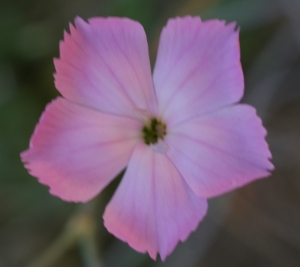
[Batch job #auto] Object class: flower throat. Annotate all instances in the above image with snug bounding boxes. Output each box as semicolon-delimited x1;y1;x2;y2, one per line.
142;118;166;145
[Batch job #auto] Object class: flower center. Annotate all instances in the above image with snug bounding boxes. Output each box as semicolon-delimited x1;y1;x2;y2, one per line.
142;118;167;145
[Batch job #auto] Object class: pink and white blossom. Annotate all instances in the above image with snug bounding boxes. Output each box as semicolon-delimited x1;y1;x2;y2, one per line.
21;16;274;260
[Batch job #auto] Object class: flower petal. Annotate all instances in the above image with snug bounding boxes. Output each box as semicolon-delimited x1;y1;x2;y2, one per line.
153;16;243;127
21;98;141;202
103;143;207;261
166;104;274;198
54;17;157;118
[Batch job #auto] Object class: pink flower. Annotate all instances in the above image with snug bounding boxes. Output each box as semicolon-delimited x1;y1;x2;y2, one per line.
21;16;274;260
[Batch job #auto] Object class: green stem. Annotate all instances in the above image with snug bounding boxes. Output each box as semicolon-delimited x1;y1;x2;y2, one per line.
26;200;105;267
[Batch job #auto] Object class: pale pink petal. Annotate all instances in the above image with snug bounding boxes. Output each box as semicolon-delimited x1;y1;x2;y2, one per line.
55;17;157;118
166;104;274;198
103;143;207;261
153;16;243;127
21;98;142;202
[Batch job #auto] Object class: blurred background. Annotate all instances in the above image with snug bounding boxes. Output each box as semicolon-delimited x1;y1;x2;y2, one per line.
1;0;300;266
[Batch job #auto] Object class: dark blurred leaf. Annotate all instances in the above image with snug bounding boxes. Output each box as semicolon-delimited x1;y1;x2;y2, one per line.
203;0;280;30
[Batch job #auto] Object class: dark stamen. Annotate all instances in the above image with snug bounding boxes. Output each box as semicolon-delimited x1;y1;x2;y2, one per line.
142;118;166;145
